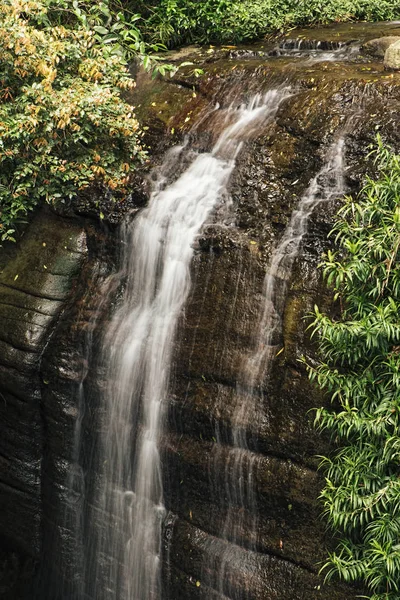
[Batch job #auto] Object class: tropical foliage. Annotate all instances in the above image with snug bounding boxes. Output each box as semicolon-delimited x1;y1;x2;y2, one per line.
0;0;146;242
141;0;400;46
309;140;400;599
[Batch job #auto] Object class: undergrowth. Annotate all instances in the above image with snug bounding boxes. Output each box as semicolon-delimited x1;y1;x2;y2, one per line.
140;0;400;46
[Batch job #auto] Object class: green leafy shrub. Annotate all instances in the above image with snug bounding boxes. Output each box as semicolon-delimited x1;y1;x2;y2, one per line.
308;140;400;599
144;0;400;46
0;0;146;242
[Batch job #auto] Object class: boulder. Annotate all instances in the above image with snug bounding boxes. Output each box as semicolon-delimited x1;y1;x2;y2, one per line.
361;36;400;57
384;39;400;70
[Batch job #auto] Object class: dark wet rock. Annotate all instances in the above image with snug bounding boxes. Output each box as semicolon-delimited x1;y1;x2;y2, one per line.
0;210;88;597
69;176;150;226
276;21;400;46
167;519;358;600
33;226;118;599
361;36;400;57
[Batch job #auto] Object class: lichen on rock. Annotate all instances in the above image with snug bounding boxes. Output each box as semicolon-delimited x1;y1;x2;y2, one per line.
384;39;400;70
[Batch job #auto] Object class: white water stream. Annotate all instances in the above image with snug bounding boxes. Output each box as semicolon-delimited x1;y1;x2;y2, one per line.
91;88;291;600
243;136;346;391
214;136;347;599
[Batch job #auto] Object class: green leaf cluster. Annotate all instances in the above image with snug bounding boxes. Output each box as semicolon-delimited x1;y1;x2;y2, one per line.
0;0;146;241
139;0;400;46
309;140;400;598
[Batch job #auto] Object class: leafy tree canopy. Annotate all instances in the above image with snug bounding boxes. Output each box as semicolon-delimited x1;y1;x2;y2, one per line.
0;0;146;242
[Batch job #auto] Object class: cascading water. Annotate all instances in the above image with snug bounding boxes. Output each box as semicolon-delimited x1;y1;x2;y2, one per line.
240;136;346;397
271;39;359;61
209;136;347;599
86;88;292;600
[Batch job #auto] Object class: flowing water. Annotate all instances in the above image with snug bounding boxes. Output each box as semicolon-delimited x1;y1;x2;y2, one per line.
271;38;360;61
86;88;292;600
211;136;347;599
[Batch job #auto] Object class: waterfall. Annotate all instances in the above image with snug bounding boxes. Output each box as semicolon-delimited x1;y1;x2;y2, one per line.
210;136;347;599
243;136;346;387
86;88;292;600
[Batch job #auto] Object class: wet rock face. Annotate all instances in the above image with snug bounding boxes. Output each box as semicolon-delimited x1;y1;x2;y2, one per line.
165;232;346;600
1;22;400;600
0;210;88;598
154;29;400;600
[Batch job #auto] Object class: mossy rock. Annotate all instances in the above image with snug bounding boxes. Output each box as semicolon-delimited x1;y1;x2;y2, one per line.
361;36;400;58
384;39;400;70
